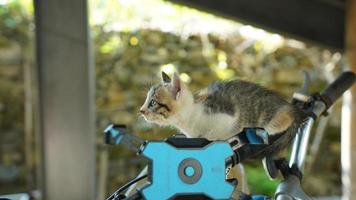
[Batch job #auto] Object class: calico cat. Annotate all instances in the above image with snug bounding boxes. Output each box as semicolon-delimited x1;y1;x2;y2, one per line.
140;72;304;156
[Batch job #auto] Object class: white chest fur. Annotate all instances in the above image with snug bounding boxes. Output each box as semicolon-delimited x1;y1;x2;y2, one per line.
171;104;237;140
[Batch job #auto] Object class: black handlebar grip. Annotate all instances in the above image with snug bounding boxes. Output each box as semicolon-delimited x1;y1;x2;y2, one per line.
321;71;356;108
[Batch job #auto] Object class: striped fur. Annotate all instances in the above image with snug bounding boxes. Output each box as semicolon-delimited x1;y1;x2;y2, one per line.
140;72;303;155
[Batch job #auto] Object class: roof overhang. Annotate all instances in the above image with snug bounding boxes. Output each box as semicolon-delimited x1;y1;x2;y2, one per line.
168;0;345;50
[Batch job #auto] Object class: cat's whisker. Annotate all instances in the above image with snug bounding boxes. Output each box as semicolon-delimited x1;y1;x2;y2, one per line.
136;112;144;118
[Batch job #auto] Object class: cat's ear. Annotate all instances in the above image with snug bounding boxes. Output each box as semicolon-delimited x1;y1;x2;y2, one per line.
172;72;181;100
161;71;171;83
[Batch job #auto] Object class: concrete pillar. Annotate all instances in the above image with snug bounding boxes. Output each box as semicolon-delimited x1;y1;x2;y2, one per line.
33;0;96;199
342;1;356;199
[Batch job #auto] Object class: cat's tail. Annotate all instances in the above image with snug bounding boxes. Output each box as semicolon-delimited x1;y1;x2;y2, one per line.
260;107;306;157
258;108;306;179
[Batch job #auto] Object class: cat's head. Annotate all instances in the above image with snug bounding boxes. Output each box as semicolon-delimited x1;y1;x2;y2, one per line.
140;71;193;125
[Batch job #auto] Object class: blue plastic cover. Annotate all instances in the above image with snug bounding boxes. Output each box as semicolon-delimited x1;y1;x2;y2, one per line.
245;128;269;144
141;141;235;199
251;195;270;200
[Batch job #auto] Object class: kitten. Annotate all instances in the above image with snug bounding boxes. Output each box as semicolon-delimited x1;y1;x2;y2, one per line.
140;72;303;156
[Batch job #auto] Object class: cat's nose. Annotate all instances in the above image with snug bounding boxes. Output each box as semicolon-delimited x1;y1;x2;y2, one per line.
140;109;147;114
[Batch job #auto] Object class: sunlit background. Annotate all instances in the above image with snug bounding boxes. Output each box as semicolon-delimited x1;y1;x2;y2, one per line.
0;0;345;199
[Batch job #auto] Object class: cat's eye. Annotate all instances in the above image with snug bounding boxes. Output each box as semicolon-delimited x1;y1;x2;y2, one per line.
149;99;157;107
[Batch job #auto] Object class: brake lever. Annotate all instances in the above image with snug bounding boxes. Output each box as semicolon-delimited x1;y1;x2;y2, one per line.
104;124;145;153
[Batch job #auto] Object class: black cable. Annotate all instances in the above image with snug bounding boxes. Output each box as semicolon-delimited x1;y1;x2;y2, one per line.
106;174;147;200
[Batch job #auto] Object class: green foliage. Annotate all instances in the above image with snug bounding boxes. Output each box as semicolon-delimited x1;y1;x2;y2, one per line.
0;0;33;194
245;164;279;196
0;0;32;47
0;84;24;131
0;0;32;133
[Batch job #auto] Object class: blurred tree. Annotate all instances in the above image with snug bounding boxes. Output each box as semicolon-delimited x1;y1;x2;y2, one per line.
0;0;33;194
